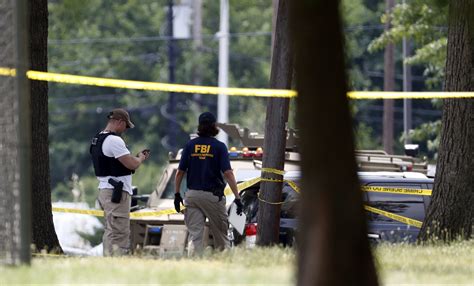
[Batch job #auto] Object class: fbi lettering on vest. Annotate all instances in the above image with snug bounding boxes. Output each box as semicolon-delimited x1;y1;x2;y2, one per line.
192;144;214;159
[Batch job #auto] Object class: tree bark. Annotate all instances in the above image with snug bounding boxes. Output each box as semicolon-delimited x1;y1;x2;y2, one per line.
290;1;378;285
418;0;473;242
257;0;293;246
383;0;395;154
29;0;62;253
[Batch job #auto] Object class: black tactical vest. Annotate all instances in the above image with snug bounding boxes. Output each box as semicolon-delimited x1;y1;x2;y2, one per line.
90;132;134;177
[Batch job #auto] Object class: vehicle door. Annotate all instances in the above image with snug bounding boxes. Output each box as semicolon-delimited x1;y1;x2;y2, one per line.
364;182;426;242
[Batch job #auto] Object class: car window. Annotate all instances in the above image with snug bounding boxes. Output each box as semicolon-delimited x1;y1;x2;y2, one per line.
160;169;187;199
281;182;300;218
365;183;425;223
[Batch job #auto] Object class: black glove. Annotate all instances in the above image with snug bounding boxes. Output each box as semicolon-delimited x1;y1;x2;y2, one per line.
174;193;184;213
234;198;243;215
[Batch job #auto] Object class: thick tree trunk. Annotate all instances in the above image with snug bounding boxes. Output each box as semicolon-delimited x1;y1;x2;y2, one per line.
418;0;473;242
0;0;25;264
29;0;62;253
383;0;395;154
257;0;293;246
290;1;378;285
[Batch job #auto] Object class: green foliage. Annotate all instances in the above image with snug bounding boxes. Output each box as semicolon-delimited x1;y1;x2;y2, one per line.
365;0;447;157
51;181;74;202
368;0;448;86
354;123;381;150
404;120;441;160
341;0;381;91
48;0;276;202
47;0;446;202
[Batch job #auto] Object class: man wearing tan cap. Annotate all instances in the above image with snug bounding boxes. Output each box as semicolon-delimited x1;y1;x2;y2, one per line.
90;108;150;256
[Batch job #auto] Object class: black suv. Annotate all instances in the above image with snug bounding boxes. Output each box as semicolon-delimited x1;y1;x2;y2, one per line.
234;171;433;246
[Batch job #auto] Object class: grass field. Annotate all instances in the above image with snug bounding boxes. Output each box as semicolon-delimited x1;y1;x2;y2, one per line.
0;241;472;285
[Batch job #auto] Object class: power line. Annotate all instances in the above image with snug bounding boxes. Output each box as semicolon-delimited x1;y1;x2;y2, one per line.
48;31;272;45
47;25;394;46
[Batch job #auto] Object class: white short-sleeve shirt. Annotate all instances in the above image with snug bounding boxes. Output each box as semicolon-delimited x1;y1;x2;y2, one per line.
97;132;133;195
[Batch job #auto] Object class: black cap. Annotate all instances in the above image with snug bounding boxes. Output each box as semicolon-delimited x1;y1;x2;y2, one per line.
198;112;216;124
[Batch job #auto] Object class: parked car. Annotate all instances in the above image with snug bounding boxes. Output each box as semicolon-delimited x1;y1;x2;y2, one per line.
129;124;430;250
234;171;433;246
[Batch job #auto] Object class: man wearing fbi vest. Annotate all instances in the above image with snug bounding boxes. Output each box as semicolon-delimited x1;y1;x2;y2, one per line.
174;112;242;255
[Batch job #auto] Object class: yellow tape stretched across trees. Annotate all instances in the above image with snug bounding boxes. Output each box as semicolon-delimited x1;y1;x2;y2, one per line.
347;91;474;99
27;70;297;98
261;167;286;176
2;67;474;99
0;67;16;76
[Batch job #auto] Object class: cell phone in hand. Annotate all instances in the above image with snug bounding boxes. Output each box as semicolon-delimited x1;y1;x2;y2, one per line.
142;149;151;154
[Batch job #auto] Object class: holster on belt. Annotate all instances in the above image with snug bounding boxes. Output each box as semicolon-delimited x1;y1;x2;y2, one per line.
211;181;226;202
108;178;123;203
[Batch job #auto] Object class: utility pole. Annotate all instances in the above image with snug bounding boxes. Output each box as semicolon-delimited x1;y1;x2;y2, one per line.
192;0;203;91
257;0;293;246
383;0;395;154
217;0;229;145
16;0;32;264
167;0;177;150
402;0;412;145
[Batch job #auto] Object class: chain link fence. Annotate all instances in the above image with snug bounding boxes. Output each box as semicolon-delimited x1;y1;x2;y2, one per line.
0;0;22;264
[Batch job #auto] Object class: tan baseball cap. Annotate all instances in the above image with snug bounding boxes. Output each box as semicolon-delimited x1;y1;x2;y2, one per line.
107;108;135;128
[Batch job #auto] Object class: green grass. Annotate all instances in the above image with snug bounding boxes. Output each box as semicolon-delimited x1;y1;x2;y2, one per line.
375;240;474;285
1;242;472;285
0;247;295;285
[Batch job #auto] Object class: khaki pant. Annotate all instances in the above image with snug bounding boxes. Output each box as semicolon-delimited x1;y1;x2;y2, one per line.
184;190;230;256
98;188;131;256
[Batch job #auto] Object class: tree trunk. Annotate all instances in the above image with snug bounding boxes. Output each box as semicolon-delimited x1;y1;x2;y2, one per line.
257;0;293;246
290;1;378;285
418;0;473;242
29;0;62;253
0;0;26;264
383;0;395;154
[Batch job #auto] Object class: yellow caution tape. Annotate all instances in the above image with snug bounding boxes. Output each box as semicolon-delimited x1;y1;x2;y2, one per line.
285;180;301;193
52;206;176;218
129;208;178;218
2;67;474;99
348;91;474;99
261;168;286;176
364;205;423;228
52;183;421;228
52;207;104;217
53;178;263;218
26;70;296;98
224;176;262;196
258;192;285;205
0;67;16;76
362;186;432;196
